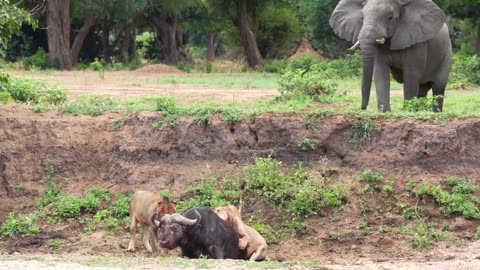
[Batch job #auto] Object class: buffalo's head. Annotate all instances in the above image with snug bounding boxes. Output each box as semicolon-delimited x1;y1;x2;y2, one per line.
152;210;201;250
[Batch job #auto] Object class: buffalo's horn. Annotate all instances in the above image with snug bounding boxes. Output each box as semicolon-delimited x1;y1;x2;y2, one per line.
151;214;162;227
348;40;360;51
376;38;386;45
172;213;198;226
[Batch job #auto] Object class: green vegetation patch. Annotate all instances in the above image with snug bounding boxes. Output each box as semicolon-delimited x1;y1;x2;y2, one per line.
0;212;41;237
415;177;480;219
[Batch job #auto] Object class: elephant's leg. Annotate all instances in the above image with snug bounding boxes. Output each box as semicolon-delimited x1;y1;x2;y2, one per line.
374;60;391;112
418;82;433;98
403;72;421;101
432;82;447;112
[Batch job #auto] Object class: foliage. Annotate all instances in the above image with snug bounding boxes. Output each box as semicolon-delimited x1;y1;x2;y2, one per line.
401;221;451;249
279;64;337;99
154;97;177;115
50;188;110;220
402;97;434;112
357;169;385;194
177;178;241;213
62;95;118;116
0;91;13;103
1;77;67;105
245;157;348;218
449;54;480;89
0;0;35;56
346;114;378;150
222;108;243;123
297;137;319;151
22;48;49;70
37;162;62;208
89;59;104;71
263;59;288;74
0;212;40;237
415;177;480;219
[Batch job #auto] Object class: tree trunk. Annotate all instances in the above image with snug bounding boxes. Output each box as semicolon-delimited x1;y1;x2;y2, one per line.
207;32;219;61
149;12;192;64
235;0;263;67
476;22;480;56
46;0;72;70
102;22;113;63
70;16;96;66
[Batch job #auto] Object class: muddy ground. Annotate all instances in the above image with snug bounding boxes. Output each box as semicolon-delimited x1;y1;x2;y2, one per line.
1;69;480;269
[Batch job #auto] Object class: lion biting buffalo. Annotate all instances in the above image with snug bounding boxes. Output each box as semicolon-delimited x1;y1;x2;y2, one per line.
152;207;248;260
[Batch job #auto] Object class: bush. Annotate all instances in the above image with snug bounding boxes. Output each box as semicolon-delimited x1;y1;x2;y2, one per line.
89;58;104;71
3;77;67;105
278;65;337;99
245;157;347;218
289;54;318;73
264;59;288;74
110;194;131;219
154;97;177;115
0;212;40;237
415;177;480;219
0;91;13;103
449;54;480;88
22;48;49;70
402;97;434;112
177;62;192;73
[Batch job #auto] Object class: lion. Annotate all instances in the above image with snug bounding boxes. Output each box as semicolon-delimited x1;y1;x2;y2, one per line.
127;190;177;254
214;205;267;261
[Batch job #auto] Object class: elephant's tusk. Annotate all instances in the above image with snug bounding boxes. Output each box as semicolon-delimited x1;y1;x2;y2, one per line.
376;38;386;45
348;40;360;51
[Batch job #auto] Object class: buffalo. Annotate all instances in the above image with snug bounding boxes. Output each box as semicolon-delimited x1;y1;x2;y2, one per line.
152;207;247;259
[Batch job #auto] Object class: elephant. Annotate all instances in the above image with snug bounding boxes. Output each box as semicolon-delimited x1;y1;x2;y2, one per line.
329;0;452;112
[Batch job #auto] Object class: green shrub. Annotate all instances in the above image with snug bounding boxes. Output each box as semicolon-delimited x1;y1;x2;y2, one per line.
278;65;337;99
110;194;131;219
3;77;67;105
177;62;191;73
289;54;318;73
318;52;362;78
347;114;378;150
177;178;240;213
449;54;480;88
297;137;319;151
89;58;104;71
62;95;118;116
357;169;384;194
222;108;243;122
245;157;347;218
264;59;288;74
416;177;480;219
0;91;13;103
0;212;41;237
22;48;49;70
154;97;177;115
403;97;433;112
127;56;143;70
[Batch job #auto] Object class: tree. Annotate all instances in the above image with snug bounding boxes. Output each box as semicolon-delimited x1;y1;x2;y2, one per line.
145;0;195;64
444;0;480;55
0;0;35;57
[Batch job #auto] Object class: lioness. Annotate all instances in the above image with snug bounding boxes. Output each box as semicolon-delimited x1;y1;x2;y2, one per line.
214;205;267;261
127;190;177;254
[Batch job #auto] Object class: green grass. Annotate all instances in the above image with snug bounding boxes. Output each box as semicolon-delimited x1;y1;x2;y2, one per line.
149;73;280;89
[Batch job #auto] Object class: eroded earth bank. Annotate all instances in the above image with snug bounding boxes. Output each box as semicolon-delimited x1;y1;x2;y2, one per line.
0;107;480;269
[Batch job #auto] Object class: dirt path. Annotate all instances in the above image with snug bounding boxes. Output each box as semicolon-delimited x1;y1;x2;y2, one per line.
10;70;278;104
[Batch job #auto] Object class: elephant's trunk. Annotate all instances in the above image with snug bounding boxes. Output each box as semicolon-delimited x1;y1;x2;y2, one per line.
360;43;376;110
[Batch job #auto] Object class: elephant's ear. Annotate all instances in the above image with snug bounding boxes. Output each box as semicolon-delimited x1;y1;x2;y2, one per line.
390;0;446;50
329;0;365;43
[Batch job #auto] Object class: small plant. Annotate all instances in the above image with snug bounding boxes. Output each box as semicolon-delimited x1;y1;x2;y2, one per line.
0;91;13;103
247;215;281;245
347;114;378;150
304;110;335;129
112;120;125;130
357;169;384;194
193;108;214;125
49;239;62;250
222;108;243;123
89;58;103;71
379;226;391;234
0;212;41;237
297;137;319;151
476;226;480;239
154;97;177;116
404;221;451;250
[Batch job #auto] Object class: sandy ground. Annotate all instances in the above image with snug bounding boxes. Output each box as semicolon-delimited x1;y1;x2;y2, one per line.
10;70;278;104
